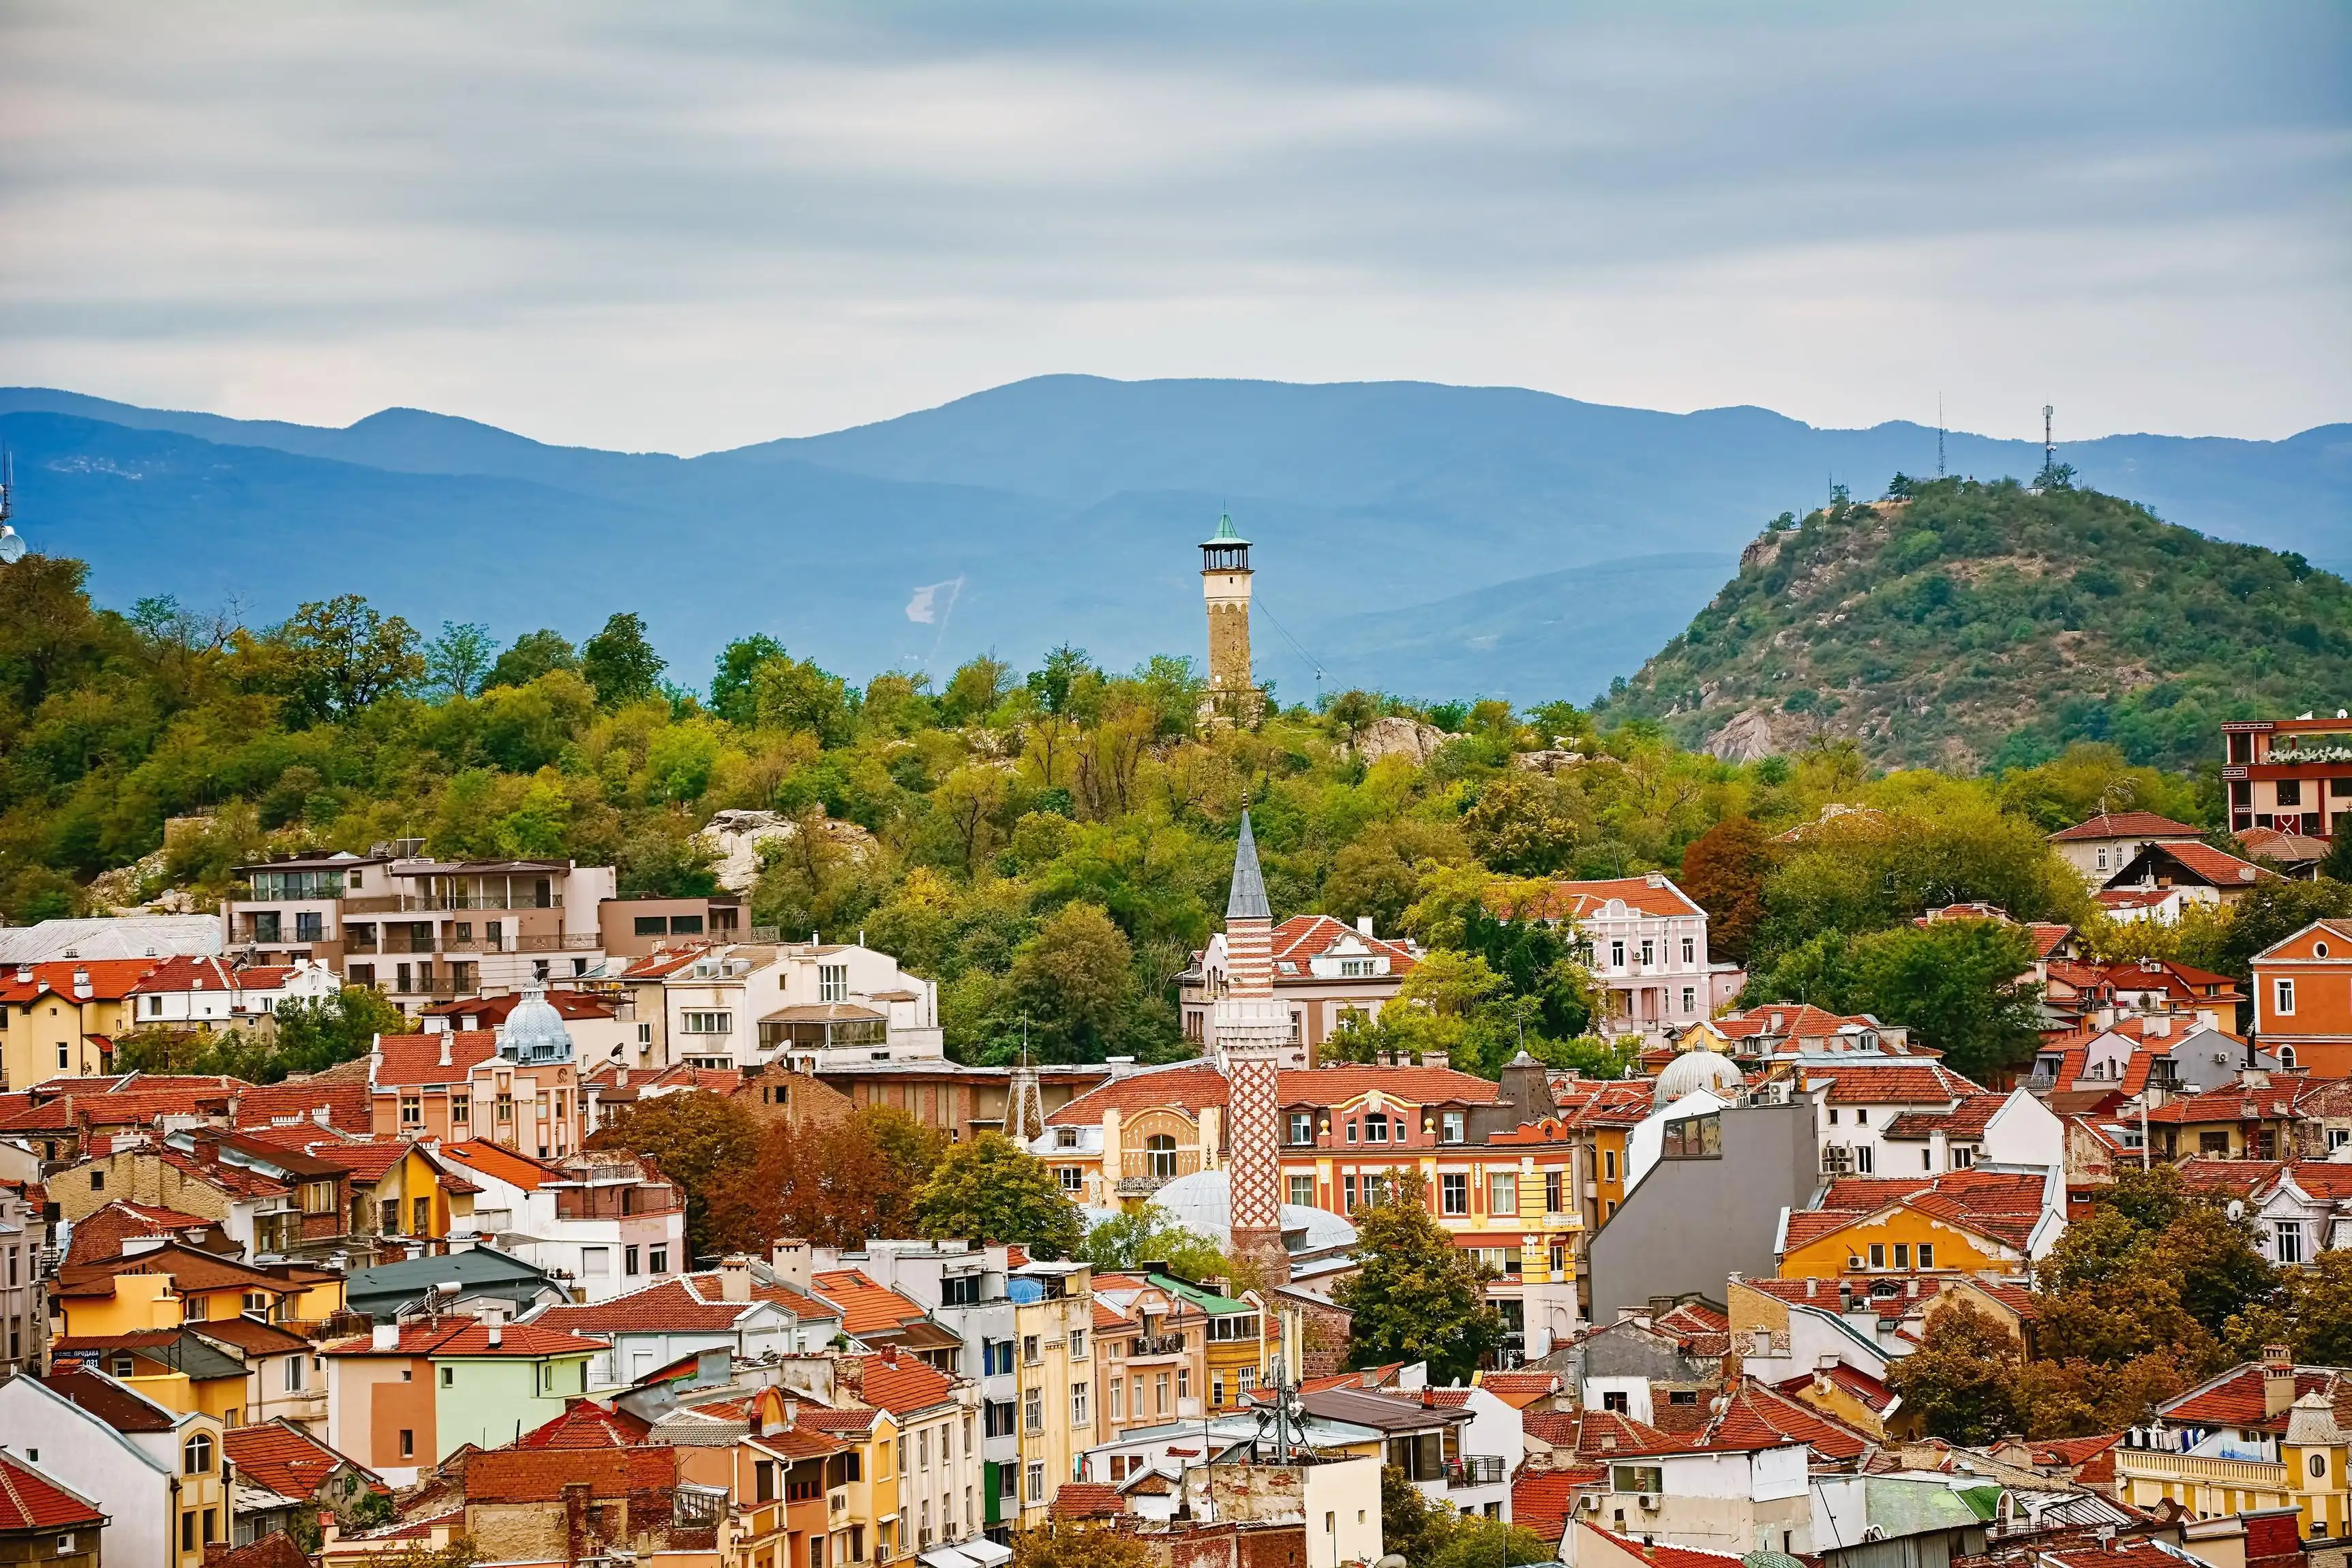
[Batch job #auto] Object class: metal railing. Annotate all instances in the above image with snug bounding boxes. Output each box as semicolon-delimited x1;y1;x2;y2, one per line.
1127;1333;1186;1357
1447;1456;1507;1487
1116;1147;1201;1195
346;893;564;912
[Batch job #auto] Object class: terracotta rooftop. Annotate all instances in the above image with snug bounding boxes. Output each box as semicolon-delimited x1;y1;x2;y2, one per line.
517;1400;654;1449
40;1368;179;1432
1799;1061;1986;1104
224;1419;387;1501
531;1270;839;1334
371;1030;500;1088
0;1450;105;1531
464;1446;678;1505
2049;812;2205;843
321;1317;607;1359
1501;875;1705;922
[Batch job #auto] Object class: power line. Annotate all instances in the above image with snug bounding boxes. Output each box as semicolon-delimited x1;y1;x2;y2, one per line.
1250;594;1328;697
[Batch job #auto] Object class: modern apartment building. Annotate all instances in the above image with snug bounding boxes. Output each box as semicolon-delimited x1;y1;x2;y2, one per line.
226;848;614;1014
2225;715;2352;839
615;940;942;1072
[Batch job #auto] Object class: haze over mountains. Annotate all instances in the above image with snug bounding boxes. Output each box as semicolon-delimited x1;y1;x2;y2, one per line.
1;378;2345;707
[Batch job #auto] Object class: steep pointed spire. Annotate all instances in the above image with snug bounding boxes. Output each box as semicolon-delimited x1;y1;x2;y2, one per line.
1226;810;1271;921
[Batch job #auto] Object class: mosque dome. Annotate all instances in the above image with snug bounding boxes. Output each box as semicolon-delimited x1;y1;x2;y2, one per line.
1655;1043;1745;1101
498;984;575;1064
1147;1168;1357;1254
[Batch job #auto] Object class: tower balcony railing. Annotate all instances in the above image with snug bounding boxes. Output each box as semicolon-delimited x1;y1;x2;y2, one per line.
1117;1147;1202;1196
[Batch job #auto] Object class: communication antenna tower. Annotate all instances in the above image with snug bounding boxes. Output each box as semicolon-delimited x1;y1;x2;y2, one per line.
2043;405;2055;473
0;450;22;565
1936;395;1946;479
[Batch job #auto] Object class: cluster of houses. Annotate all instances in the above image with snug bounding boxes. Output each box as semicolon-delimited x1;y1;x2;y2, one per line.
5;710;2352;1568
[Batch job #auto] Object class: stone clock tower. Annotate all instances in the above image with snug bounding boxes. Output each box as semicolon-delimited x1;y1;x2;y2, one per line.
1201;515;1263;721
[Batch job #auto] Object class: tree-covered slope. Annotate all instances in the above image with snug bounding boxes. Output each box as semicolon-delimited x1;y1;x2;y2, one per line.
1603;477;2352;772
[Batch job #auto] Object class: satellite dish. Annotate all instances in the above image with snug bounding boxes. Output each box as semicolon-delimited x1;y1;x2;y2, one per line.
0;528;22;566
2227;1199;2246;1221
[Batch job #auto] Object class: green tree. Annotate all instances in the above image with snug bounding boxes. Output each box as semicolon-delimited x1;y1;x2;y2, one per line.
1009;901;1137;1063
271;594;425;723
1427;1522;1558;1568
709;634;785;725
2210;877;2352;984
485;628;579;689
1460;772;1584;875
581;612;667;706
425;620;494;699
1848;918;2043;1080
913;1132;1086;1258
271;986;407;1080
1077;1209;1228;1280
1334;1171;1503;1383
940;654;1016;725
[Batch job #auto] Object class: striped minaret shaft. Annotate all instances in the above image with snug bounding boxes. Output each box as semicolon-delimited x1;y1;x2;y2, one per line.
1216;811;1289;1281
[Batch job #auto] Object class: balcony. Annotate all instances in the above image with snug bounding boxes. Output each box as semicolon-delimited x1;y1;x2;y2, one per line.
1127;1333;1186;1358
1446;1456;1507;1488
1117;1147;1202;1196
346;892;565;912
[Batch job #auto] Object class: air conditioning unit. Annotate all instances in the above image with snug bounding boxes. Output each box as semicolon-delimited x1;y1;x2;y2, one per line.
1822;1145;1852;1175
1578;1496;1603;1513
1637;1495;1660;1512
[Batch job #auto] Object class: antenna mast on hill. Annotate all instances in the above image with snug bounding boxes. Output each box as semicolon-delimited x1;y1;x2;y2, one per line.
2043;405;2055;474
1937;395;1946;479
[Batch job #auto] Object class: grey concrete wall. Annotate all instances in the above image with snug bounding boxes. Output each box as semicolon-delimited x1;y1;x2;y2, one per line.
1587;1100;1819;1324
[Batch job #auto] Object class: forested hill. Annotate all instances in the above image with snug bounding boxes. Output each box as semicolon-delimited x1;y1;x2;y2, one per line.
1600;477;2352;773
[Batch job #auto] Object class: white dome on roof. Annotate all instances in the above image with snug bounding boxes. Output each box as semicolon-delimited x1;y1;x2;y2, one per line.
1656;1044;1745;1101
498;984;574;1064
1147;1169;1357;1254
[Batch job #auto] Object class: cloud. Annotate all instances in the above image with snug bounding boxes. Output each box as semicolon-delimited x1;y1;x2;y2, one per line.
0;2;2343;447
905;577;963;626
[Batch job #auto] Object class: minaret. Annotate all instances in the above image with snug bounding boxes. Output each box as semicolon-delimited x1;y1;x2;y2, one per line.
1214;811;1291;1283
1201;515;1261;721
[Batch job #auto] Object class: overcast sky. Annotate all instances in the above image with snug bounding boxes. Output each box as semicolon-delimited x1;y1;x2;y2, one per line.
3;3;2345;451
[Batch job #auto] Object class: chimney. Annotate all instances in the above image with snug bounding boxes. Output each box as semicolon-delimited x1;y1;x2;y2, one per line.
487;1324;502;1348
1646;873;1665;888
1422;1049;1449;1071
721;1254;753;1302
438;1036;452;1068
2265;1344;2296;1417
1357;915;1374;937
782;1394;798;1430
1804;1278;1818;1299
768;1238;810;1292
372;1323;400;1352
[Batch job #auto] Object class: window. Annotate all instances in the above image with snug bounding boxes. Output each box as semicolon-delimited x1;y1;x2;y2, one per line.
1950;1147;1974;1169
2278;1221;2308;1265
440;1366;455;1387
181;1432;213;1474
1070;1328;1086;1359
2280;1046;2299;1070
1917;1244;1934;1269
1681;987;1696;1012
1855;1145;1874;1174
1603;1149;1618;1180
1288;1112;1314;1144
1343;1174;1357;1209
625;1245;642;1276
1681;937;1695;965
1289;1174;1315;1206
1072;1383;1089;1424
1145;1134;1179;1179
89;1170;104;1192
1868;1243;1886;1270
2096;847;2109;871
634;916;667;937
1024;1389;1042;1432
1441;1111;1465;1144
2276;978;2297;1016
1363;1111;1389;1143
183;1514;196;1554
1058;1165;1083;1193
1661;1114;1721;1159
682;1011;733;1034
1856;1109;1868;1124
1601;1390;1628;1413
1610;939;1625;969
1344;1119;1358;1144
1893;1243;1910;1269
1488;1173;1518;1215
1612;1465;1665;1494
1025;1462;1046;1503
1640;939;1655;967
1178;1366;1191;1399
983;1338;1012;1376
819;964;850;1003
1441;1173;1468;1215
1546;1170;1565;1213
984;1400;1014;1438
2278;779;2305;806
582;1246;610;1277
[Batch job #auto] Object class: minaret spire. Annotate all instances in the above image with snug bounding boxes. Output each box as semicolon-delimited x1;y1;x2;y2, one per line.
1213;808;1289;1282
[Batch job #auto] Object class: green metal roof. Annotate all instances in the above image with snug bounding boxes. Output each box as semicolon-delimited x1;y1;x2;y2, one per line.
1201;513;1250;547
1145;1270;1252;1316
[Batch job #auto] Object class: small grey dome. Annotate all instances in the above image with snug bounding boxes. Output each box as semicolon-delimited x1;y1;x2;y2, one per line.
1656;1044;1745;1100
498;984;574;1064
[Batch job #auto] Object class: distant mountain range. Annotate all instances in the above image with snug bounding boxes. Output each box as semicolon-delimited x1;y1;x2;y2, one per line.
1;378;2345;706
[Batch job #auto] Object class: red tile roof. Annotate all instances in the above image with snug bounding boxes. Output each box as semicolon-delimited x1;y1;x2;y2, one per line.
233;1077;373;1133
2143;1084;2308;1126
1051;1481;1128;1520
2049;812;2205;843
464;1447;678;1504
516;1401;654;1449
1267;914;1419;976
813;1269;935;1338
224;1419;387;1501
1045;1062;1499;1126
61;1200;227;1266
371;1030;499;1088
1511;1466;1603;1545
0;960;156;1006
321;1317;605;1359
1578;1524;1750;1568
2161;1364;2345;1433
39;1369;178;1432
54;1242;299;1301
0;1450;105;1531
1800;1061;1985;1104
2124;841;2275;888
1523;1411;1582;1448
207;1534;313;1568
435;1139;562;1191
531;1271;838;1334
856;1352;961;1417
1504;875;1705;922
1881;1093;2009;1141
